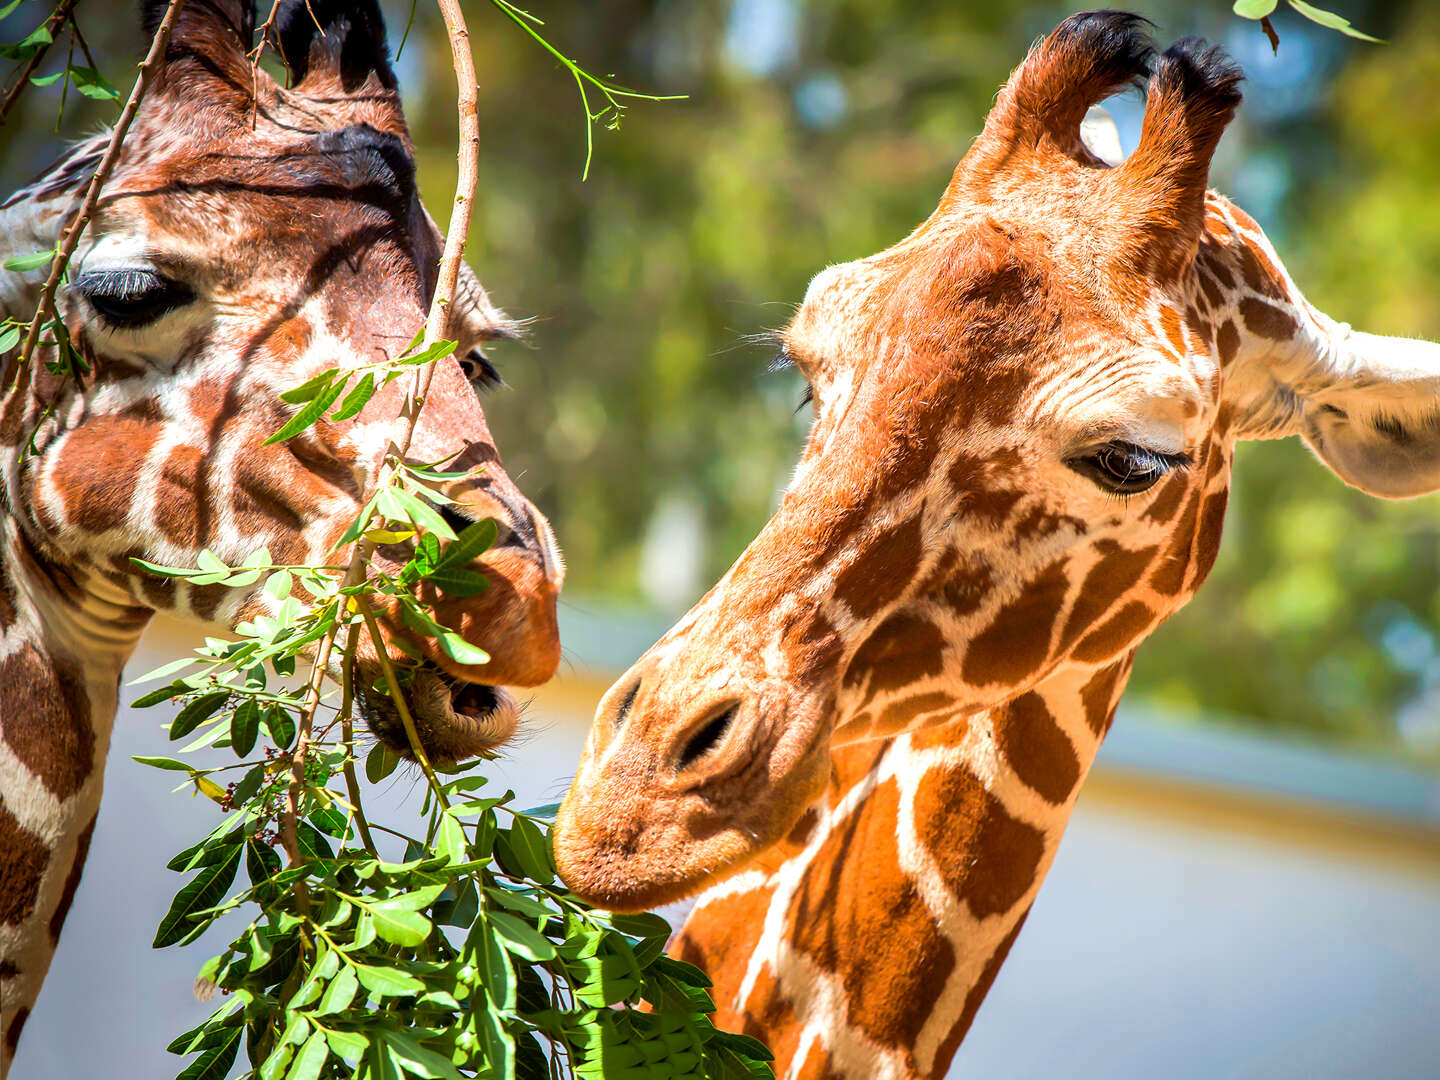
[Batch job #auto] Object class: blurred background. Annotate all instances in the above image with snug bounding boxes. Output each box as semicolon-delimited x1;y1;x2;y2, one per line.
3;0;1439;1077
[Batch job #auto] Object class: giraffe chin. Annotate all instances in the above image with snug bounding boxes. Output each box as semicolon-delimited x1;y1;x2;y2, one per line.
356;662;520;764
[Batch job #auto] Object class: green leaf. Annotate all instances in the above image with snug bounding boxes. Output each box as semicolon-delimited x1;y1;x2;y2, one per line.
132;755;193;773
285;1030;329;1080
3;250;54;272
154;845;242;947
330;371;377;420
170;692;231;741
0;0;26;20
435;812;466;864
366;743;401;783
706;1030;776;1063
436;627;490;667
1285;0;1382;41
425;567;490;598
231;700;260;756
507;815;554;883
488;909;556;961
377;1031;466;1080
373;884;445;912
69;66;119;101
314;964;359;1016
353;963;425;997
384;486;458;541
279;368;341;404
473;918;516;1010
29;71;65;87
264;378;346;444
1232;0;1277;16
0;325;20;352
130;556;202;579
323;1027;368;1062
264;706;296;750
296;820;335;861
435;518;498;569
368;904;431;947
609;911;673;940
174;1024;243;1080
393;338;458;367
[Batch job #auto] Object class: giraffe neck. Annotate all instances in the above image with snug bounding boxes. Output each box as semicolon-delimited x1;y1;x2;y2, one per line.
673;654;1135;1080
0;142;150;1072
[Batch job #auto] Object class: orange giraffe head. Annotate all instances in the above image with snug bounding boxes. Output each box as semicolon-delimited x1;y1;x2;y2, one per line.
555;11;1440;909
0;0;564;762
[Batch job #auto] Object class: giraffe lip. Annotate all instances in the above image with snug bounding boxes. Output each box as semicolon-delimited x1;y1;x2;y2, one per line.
356;660;520;762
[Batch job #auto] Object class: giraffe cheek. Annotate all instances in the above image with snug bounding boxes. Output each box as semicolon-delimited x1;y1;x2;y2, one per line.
43;413;161;542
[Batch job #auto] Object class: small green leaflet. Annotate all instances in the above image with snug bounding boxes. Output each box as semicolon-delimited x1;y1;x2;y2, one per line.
264;379;346;444
1232;0;1276;16
154;845;242;948
3;249;54;272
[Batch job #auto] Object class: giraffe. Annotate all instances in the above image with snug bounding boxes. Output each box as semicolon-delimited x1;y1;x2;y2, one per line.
554;12;1440;1079
0;0;564;1066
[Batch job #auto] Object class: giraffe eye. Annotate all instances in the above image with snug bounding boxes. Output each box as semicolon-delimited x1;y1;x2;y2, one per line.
72;267;193;329
1069;442;1191;494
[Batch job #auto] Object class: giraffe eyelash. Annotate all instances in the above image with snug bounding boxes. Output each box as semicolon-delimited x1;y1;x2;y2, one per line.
766;345;815;412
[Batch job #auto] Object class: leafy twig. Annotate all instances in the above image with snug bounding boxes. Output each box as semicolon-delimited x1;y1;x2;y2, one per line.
0;0;79;129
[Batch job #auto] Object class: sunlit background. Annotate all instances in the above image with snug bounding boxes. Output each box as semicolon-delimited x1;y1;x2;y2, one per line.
3;0;1438;1077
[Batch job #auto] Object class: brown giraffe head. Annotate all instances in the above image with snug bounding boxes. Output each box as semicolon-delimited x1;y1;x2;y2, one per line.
1;0;563;761
555;11;1440;909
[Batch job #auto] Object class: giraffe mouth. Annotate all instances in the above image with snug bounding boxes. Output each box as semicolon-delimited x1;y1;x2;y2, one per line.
356;661;520;763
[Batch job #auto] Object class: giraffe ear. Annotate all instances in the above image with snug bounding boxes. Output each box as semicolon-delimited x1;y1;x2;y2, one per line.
1231;315;1440;499
956;11;1154;196
144;0;256;106
1294;328;1440;499
272;0;396;93
1107;39;1243;283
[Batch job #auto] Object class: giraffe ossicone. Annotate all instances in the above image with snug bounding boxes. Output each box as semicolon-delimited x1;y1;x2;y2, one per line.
554;11;1440;1078
0;0;564;1065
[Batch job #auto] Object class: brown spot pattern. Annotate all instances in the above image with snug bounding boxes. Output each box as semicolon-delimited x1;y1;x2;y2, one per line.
915;762;1045;919
1239;296;1298;341
831;513;924;619
934;911;1031;1074
1056;541;1157;655
962;560;1069;686
876;691;956;737
0;644;94;800
996;693;1080;804
1073;599;1154;663
1190;488;1229;588
788;779;954;1052
0;801;47;925
1080;662;1127;737
57;414;159;533
843;612;945;693
5;1007;29;1058
1149;489;1201;596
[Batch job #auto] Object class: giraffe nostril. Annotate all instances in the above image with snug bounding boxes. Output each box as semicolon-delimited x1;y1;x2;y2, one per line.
675;703;740;772
438;500;474;537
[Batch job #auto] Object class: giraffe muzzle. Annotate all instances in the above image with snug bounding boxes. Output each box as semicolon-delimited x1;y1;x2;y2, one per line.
356;660;520;763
